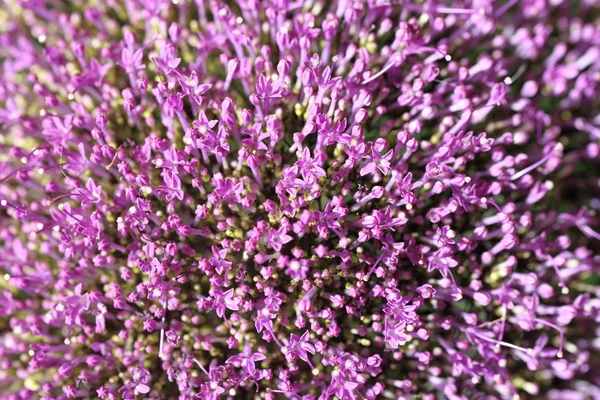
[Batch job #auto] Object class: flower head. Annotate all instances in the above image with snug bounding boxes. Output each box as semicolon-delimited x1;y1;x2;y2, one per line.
0;1;598;399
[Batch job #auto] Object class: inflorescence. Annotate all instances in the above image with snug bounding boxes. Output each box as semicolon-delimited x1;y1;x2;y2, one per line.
0;0;599;399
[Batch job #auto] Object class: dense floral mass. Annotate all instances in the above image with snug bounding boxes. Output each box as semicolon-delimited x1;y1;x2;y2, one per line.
0;0;600;398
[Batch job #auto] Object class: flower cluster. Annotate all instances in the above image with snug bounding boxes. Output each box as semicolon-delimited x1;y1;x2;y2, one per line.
0;0;599;399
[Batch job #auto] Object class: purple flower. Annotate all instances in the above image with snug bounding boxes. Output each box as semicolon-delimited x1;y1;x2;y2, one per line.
265;226;293;252
166;329;180;345
211;289;240;319
58;362;74;377
226;350;266;377
209;245;233;275
384;320;410;350
196;382;226;400
284;331;315;364
72;178;102;205
360;142;393;177
325;371;359;400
